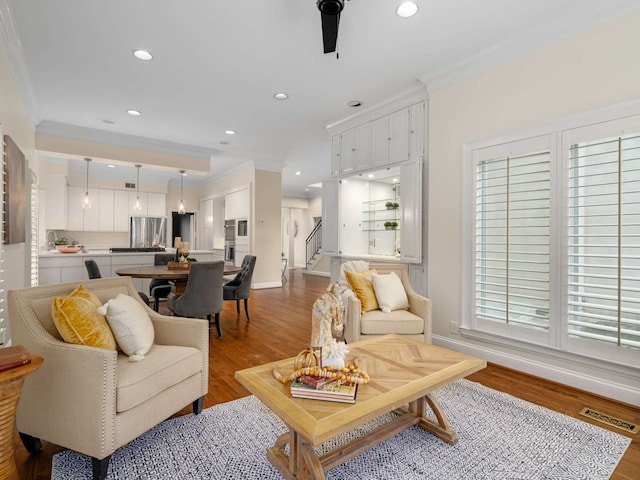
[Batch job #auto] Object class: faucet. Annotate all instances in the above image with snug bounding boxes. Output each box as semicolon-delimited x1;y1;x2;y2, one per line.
46;230;58;251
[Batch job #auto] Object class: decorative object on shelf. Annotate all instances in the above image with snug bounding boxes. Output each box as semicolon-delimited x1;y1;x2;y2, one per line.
82;158;91;209
385;201;394;210
272;350;369;386
178;170;186;214
56;245;82;254
133;164;142;211
391;221;398;230
321;338;349;368
310;282;347;349
393;202;399;209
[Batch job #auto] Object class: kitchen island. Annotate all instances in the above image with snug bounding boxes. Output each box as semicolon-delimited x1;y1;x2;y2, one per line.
38;249;225;292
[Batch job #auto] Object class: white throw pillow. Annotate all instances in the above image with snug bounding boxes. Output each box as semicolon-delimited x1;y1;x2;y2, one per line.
371;272;409;313
97;294;154;362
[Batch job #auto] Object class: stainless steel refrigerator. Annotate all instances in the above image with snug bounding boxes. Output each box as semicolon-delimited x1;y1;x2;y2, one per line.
130;216;167;248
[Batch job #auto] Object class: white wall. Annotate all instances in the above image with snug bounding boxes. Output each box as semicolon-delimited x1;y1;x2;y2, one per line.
428;9;640;403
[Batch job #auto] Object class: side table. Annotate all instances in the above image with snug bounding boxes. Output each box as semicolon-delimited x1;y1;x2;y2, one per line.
0;356;43;480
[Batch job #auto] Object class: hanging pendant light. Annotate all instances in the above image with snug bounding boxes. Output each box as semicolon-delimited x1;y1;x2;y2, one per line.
82;158;92;209
134;164;142;211
178;170;186;214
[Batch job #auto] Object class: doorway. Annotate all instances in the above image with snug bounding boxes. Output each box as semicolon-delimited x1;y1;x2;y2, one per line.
171;211;195;247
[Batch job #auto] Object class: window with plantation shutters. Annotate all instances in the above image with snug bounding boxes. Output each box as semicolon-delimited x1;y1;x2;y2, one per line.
472;135;553;343
466;113;640;367
567;133;640;351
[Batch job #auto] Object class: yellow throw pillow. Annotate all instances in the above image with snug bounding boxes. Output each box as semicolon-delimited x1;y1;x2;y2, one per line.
345;269;379;314
52;284;117;350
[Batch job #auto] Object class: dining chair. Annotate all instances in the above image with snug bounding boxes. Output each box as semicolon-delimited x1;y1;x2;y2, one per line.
85;259;151;305
223;255;256;321
167;261;225;337
149;253;175;312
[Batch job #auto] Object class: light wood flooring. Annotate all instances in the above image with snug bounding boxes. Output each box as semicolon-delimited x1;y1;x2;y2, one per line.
15;269;640;479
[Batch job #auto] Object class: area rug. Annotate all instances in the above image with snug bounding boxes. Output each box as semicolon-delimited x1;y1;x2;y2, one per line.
52;379;631;479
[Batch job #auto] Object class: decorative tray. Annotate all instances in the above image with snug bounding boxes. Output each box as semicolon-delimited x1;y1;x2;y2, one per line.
167;261;190;270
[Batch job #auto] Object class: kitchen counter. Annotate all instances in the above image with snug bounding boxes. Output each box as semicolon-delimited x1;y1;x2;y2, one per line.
38;249;225;288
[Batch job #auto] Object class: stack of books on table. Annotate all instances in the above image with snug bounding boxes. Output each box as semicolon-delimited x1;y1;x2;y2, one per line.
290;375;358;403
0;344;32;373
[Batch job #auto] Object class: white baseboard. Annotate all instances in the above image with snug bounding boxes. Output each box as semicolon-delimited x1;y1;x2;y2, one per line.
302;270;330;278
433;335;640;407
252;281;282;289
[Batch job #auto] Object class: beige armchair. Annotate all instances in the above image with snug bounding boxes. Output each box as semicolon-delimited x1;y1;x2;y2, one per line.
8;277;209;480
342;263;432;343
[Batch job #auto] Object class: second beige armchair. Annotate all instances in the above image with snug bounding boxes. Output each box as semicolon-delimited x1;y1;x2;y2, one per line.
342;263;432;344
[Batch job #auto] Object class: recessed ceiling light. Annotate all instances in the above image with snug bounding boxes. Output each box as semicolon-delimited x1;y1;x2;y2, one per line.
127;109;141;116
368;173;375;178
133;49;153;61
107;164;116;168
102;119;115;125
295;171;301;176
392;178;399;183
348;100;362;108
274;93;289;100
225;130;236;135
396;1;418;18
305;188;309;191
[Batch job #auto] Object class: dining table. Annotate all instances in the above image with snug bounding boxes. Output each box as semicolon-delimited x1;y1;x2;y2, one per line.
115;263;241;296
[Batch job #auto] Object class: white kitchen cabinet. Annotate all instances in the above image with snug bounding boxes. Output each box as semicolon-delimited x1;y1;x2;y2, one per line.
128;191;147;217
98;189;115;231
45;175;67;229
354;123;372;171
66;186;85;231
371;108;410;168
410;101;425;161
399;161;422;263
339;129;355;175
224;187;250;219
200;198;214;250
331;135;341;177
389;108;410;164
113;190;129;231
371;116;390;168
147;192;166;217
321;178;340;256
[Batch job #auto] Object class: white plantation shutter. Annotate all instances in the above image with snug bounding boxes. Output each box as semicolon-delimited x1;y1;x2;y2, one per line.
567;133;640;350
473;135;553;341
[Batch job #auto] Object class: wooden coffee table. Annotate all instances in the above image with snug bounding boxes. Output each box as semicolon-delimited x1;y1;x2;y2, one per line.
235;334;486;480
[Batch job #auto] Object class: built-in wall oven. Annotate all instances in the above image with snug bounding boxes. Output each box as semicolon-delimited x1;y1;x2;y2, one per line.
224;219;235;262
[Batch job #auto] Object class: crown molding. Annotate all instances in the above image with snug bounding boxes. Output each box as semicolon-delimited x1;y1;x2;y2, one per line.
421;1;640;94
0;0;39;127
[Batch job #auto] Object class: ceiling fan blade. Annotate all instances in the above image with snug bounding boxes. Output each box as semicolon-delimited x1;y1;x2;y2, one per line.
320;11;340;54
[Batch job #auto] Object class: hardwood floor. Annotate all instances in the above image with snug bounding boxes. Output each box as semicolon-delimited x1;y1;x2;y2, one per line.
15;269;640;479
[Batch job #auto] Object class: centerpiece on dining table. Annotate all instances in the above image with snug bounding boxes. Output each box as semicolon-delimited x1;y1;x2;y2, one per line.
168;238;191;269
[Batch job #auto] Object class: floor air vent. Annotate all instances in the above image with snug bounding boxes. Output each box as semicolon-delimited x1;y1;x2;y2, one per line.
579;407;638;434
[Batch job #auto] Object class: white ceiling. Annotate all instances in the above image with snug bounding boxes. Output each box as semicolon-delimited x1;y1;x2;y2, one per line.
4;0;639;196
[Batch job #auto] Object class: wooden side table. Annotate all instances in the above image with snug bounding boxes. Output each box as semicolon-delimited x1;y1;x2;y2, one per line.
0;356;43;480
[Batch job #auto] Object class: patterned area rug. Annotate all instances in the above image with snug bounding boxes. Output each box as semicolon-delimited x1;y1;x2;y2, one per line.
52;379;631;479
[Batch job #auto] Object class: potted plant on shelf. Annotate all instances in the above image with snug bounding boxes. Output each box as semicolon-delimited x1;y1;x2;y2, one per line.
385;201;394;210
390;221;398;230
384;221;392;230
393;202;399;209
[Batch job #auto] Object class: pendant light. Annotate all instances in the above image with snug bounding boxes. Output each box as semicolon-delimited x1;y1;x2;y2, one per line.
82;158;92;209
178;170;186;214
134;164;142;211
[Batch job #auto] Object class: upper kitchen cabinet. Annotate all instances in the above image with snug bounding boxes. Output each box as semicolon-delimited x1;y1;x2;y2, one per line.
330;101;424;175
45;175;68;229
147;193;166;217
225;187;250;220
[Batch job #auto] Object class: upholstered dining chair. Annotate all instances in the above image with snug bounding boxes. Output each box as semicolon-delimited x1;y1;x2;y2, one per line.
85;259;151;305
149;253;175;311
167;261;225;337
223;255;256;321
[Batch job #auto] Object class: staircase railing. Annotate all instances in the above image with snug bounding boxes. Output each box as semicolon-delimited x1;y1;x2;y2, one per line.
305;220;322;268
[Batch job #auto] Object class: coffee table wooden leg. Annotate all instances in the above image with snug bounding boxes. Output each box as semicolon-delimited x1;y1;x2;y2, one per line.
414;393;459;445
299;440;325;480
267;431;297;480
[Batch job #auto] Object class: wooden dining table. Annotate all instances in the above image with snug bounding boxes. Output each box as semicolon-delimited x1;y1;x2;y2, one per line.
115;264;241;296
